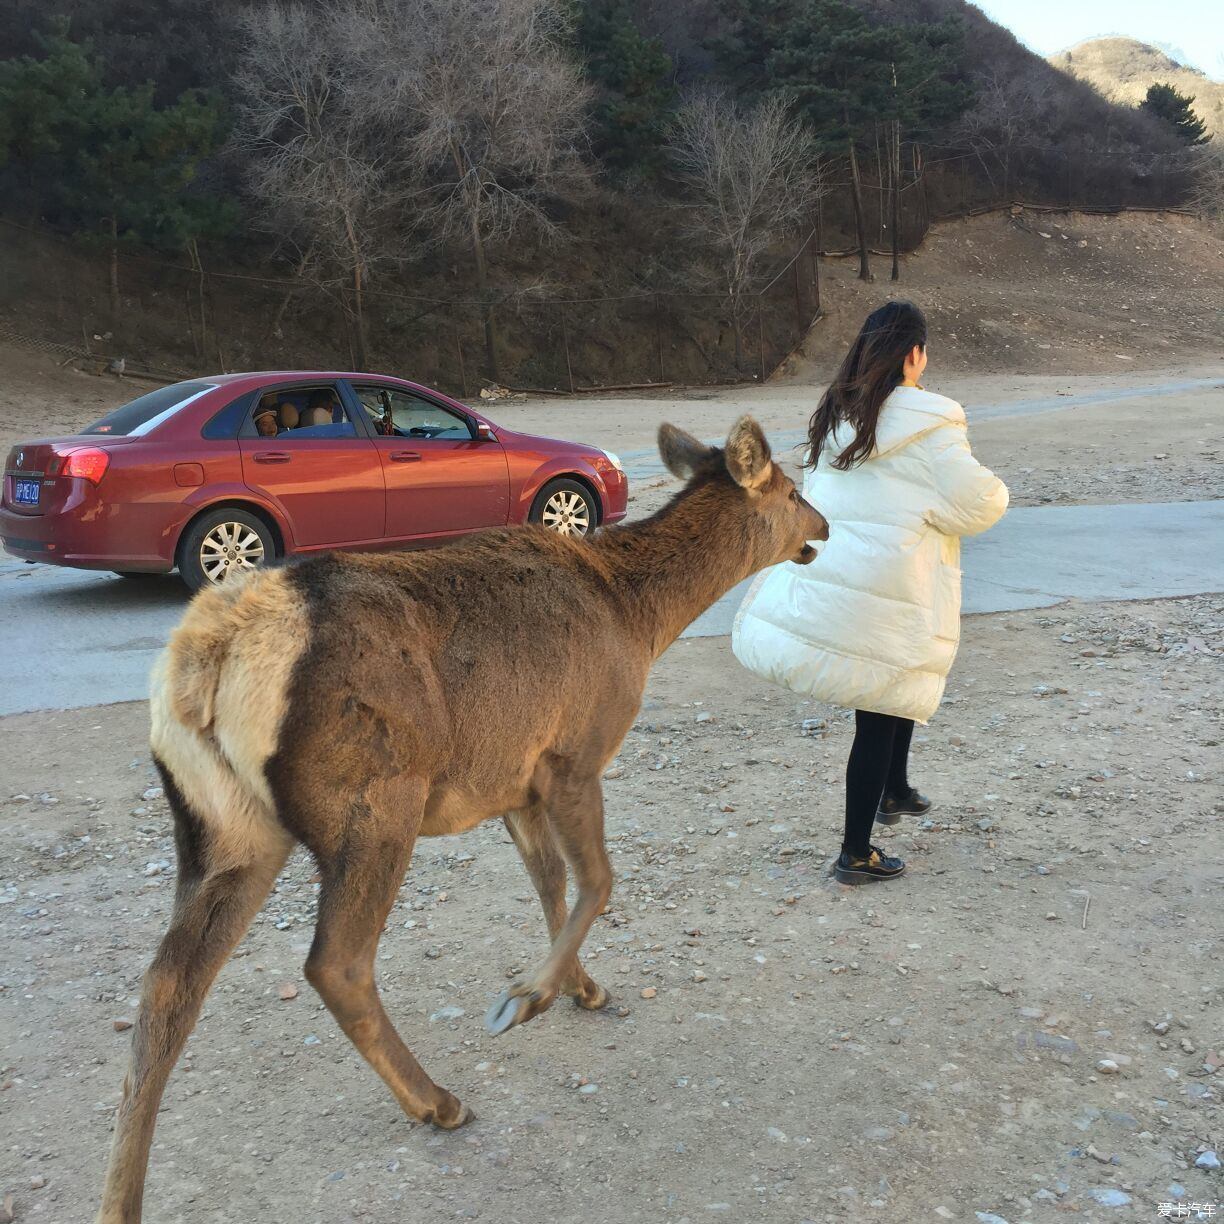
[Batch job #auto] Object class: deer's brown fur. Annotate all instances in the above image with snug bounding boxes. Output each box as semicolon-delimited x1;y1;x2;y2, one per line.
97;417;827;1222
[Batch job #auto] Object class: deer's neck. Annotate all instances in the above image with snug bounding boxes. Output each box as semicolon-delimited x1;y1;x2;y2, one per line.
593;483;761;657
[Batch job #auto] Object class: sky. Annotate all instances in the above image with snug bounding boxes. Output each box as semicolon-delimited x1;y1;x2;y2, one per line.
971;0;1224;78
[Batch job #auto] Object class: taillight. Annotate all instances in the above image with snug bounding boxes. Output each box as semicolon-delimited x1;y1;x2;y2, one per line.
50;448;110;484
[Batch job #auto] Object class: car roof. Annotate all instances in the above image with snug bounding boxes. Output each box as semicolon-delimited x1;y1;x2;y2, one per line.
200;371;436;387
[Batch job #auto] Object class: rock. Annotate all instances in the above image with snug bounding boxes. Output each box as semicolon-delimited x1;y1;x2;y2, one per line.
142;787;164;801
29;1175;47;1189
278;982;299;1001
603;766;624;780
1096;1059;1120;1074
934;1209;955;1220
1086;1188;1131;1207
578;1083;599;1095
113;1018;133;1032
692;970;708;983
430;1005;465;1022
695;712;713;724
1151;1020;1170;1035
640;986;657;999
975;818;995;832
975;1213;1010;1224
1179;1037;1195;1054
1195;1151;1221;1171
424;947;442;959
303;1034;321;1046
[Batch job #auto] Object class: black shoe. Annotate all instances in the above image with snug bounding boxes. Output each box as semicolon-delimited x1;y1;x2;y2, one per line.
876;788;932;826
834;845;907;885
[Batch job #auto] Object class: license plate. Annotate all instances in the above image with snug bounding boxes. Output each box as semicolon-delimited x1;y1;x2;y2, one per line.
14;478;40;505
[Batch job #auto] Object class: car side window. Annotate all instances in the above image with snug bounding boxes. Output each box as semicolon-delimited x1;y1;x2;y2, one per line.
245;385;358;440
354;387;474;440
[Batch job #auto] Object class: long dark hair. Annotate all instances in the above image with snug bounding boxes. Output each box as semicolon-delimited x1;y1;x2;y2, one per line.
805;300;928;470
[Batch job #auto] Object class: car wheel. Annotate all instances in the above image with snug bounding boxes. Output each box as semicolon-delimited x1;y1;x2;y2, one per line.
177;508;275;593
530;479;598;539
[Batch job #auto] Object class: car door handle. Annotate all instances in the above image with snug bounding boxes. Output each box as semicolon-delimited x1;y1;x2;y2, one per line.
254;451;291;464
389;451;422;463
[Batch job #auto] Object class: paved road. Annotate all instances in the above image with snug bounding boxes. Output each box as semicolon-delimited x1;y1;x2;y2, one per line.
683;499;1224;638
2;373;1221;716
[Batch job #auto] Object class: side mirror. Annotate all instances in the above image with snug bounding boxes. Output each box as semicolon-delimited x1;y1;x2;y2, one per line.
475;422;497;442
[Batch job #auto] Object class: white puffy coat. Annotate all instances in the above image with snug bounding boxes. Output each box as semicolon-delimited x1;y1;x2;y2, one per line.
732;385;1008;723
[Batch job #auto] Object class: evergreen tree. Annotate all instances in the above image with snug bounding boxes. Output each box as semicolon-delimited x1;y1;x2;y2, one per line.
1140;82;1209;146
578;0;676;176
0;25;233;308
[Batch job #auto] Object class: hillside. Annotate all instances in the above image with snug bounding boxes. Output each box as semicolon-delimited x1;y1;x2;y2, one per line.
1050;37;1224;138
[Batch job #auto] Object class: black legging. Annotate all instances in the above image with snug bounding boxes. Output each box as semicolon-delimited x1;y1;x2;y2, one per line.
843;710;914;857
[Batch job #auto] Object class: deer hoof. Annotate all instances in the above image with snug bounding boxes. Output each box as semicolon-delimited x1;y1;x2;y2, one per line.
572;981;610;1011
432;1102;476;1130
485;989;527;1035
485;985;553;1034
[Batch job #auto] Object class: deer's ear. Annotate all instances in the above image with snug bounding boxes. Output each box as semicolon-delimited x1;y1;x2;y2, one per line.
658;423;714;479
725;416;772;491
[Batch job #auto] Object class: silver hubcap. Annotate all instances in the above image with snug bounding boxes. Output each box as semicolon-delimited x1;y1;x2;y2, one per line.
200;522;265;583
541;490;591;537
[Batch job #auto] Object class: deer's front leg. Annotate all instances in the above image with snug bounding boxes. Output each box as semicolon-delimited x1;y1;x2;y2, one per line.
487;775;611;1034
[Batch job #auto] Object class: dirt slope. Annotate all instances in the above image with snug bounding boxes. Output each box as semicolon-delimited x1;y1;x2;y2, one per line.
782;209;1224;383
1051;37;1224;138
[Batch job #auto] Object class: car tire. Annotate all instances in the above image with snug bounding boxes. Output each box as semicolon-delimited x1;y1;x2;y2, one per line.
177;507;276;593
529;479;598;539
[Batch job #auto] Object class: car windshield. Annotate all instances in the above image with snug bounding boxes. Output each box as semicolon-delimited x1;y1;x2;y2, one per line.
82;382;216;436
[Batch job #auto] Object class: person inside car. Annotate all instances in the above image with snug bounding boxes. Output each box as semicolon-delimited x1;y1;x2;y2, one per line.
299;388;339;428
254;398;282;437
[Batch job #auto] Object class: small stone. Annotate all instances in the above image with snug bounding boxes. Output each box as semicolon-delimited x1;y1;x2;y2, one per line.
113;1018;133;1032
975;1213;1010;1224
578;1083;599;1095
424;947;442;960
935;1209;955;1221
278;982;299;1001
692;970;707;983
975;818;994;832
303;1034;321;1046
29;1175;47;1189
1045;912;1059;921
1086;1188;1131;1207
695;712;713;724
1179;1037;1195;1054
640;986;657;999
1195;1151;1221;1171
1096;1059;1120;1074
430;1005;465;1022
603;766;624;780
1151;1020;1170;1035
142;787;164;801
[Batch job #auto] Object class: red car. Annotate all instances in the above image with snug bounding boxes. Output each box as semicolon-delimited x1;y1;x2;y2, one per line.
1;371;628;591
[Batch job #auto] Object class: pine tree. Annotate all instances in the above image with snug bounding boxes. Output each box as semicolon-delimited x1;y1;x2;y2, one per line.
1140;82;1209;147
578;0;676;176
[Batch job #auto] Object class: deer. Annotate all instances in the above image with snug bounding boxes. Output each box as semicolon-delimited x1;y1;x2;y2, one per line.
97;416;828;1222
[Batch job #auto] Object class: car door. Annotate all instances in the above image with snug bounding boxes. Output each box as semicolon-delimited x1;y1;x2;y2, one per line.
238;382;385;549
347;383;509;540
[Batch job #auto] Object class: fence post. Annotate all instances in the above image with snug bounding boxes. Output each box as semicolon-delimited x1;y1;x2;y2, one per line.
757;302;766;383
654;293;665;383
455;328;469;400
560;305;576;393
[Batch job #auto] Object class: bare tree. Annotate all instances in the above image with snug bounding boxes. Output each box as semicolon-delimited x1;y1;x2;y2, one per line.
955;71;1051;202
668;93;820;372
1189;141;1224;218
344;0;591;381
233;3;404;366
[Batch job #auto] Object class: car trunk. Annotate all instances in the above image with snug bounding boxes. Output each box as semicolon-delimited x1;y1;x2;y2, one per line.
3;436;135;516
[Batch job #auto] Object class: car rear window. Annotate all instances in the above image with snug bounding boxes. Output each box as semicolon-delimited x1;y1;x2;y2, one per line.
82;382;216;436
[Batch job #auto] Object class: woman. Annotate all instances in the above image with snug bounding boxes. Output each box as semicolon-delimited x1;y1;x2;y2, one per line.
732;301;1008;885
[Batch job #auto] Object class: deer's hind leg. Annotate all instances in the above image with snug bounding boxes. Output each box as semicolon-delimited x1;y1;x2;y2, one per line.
98;767;291;1224
488;773;612;1034
504;806;608;1011
301;775;471;1130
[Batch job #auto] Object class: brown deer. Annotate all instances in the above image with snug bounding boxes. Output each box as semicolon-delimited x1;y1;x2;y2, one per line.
97;416;828;1222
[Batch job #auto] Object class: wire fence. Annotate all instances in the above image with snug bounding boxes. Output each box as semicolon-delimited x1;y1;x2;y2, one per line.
0;146;1200;395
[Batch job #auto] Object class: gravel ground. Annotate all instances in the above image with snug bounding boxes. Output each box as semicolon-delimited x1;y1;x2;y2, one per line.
1;595;1220;1223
